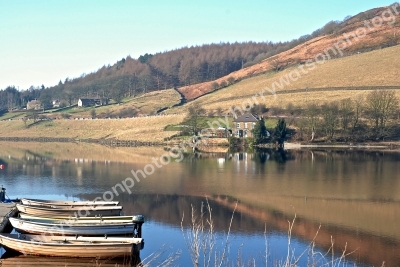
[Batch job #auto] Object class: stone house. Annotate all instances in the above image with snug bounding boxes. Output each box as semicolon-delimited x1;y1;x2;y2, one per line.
232;113;259;138
26;100;42;110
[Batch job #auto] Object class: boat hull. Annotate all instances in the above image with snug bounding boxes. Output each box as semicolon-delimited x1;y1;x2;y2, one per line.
0;234;143;258
16;204;122;217
19;213;136;224
21;198;119;207
10;218;135;236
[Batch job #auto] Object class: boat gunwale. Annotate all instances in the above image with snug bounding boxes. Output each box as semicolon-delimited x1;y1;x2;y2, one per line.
21;198;119;206
16;204;123;211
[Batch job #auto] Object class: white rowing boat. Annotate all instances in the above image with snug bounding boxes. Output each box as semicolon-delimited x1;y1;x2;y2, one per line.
9;217;140;236
19;213;144;224
16;204;122;217
0;233;143;258
21;198;119;207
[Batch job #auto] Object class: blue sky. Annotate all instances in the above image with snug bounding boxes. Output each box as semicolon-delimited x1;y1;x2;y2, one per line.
0;0;395;89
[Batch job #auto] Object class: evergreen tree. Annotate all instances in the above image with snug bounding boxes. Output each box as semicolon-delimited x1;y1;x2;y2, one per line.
273;118;287;147
252;117;268;145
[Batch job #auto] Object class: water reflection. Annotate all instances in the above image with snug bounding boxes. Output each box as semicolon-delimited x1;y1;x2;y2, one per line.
0;255;131;266
1;142;400;266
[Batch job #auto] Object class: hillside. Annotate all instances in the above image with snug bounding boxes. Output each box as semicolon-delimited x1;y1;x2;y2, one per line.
1;44;400;143
178;4;400;100
180;44;400;112
0;115;184;143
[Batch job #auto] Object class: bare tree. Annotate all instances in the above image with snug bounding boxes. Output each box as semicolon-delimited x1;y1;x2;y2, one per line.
186;102;205;136
322;102;339;140
339;98;354;139
351;96;364;133
366;90;399;138
271;59;282;72
28;109;39;123
305;103;320;141
210;82;219;91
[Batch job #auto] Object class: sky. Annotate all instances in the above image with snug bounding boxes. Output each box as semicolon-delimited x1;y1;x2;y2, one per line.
0;0;396;90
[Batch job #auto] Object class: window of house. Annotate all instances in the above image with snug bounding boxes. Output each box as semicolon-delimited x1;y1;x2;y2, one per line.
236;123;240;128
244;123;248;129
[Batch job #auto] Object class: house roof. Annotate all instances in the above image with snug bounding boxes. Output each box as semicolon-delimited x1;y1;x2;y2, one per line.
233;113;259;122
79;98;101;104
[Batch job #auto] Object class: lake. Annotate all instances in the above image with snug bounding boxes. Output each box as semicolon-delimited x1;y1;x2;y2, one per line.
0;141;399;266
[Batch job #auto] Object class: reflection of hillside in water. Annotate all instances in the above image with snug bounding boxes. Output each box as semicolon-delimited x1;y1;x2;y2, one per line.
78;193;400;267
0;255;129;266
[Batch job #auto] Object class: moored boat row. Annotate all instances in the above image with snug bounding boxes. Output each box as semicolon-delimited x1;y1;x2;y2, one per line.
0;198;145;259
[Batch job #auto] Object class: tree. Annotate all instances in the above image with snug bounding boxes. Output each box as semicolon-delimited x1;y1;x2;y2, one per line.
250;104;268;115
272;118;287;147
351;96;364;133
211;82;219;90
339;98;354;136
28;109;39;122
252;117;268;145
271;58;287;71
365;90;399;138
321;102;339;140
305;103;320;141
111;80;125;104
227;76;235;85
39;90;52;110
62;89;74;106
186;102;205;136
91;109;96;119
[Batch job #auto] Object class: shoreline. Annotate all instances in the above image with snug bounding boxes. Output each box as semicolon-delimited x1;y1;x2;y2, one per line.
1;137;399;153
284;141;400;150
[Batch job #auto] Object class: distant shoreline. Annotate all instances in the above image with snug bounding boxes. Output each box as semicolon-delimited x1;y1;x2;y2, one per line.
284;142;400;150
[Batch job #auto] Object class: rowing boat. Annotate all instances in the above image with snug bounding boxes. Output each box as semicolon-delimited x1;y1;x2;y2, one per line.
0;233;143;258
21;198;119;207
19;213;144;224
9;217;139;236
16;204;122;217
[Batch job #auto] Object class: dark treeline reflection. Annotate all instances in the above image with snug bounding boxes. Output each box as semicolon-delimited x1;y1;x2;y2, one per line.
80;193;273;234
79;193;400;267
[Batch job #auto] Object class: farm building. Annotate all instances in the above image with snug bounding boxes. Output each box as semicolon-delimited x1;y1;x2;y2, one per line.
78;98;102;107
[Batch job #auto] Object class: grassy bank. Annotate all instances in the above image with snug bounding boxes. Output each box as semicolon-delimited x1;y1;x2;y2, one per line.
0;115;185;143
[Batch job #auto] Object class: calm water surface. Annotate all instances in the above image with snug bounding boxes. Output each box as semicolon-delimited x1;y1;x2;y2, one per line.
0;142;399;266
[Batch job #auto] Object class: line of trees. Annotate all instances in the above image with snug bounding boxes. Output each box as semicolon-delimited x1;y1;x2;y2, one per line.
0;86;42;111
290;90;400;141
